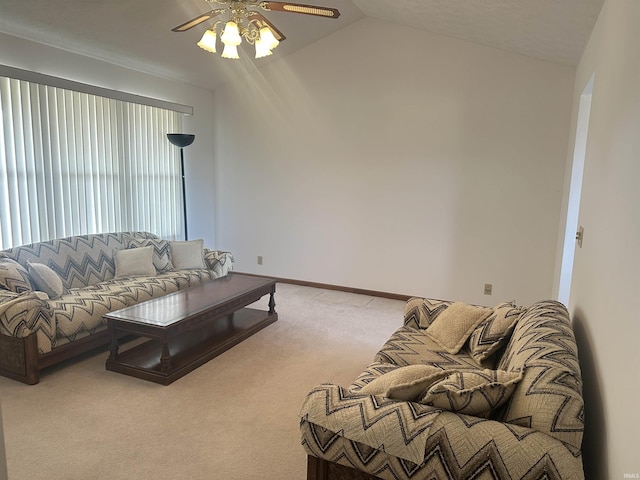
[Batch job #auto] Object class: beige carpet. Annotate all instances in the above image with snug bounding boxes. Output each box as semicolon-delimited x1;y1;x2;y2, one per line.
0;283;404;480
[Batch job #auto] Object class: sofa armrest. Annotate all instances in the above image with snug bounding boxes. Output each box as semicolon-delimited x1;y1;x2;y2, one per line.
0;291;56;354
203;249;234;277
300;383;444;465
0;291;50;338
428;410;583;469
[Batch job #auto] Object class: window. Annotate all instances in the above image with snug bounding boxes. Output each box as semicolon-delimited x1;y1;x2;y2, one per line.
0;75;185;250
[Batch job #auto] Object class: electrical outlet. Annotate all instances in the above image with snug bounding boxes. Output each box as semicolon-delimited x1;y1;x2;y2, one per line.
257;256;263;265
484;283;493;295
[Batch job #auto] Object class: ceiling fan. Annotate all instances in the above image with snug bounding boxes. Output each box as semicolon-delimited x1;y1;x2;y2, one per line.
172;0;341;59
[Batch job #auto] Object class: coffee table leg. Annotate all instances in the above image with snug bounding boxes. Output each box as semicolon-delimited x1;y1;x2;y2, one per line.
269;289;276;315
108;321;119;361
160;342;171;373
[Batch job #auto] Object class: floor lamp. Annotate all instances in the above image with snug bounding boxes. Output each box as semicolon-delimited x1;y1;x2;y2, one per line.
167;134;195;240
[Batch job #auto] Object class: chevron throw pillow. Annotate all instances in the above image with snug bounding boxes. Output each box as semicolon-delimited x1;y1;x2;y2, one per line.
421;369;522;416
467;302;524;363
0;257;33;293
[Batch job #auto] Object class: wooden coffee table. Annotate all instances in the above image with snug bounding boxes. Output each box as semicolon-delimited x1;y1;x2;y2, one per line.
104;273;277;385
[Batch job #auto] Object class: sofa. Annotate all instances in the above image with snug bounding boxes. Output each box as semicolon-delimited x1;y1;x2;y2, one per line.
0;231;233;384
300;297;585;480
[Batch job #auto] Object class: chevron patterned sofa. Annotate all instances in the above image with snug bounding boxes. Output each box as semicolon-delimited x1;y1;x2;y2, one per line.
0;231;233;384
300;298;585;480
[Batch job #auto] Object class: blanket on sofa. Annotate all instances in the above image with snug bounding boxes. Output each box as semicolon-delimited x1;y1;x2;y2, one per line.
300;299;585;480
0;232;234;354
302;382;445;465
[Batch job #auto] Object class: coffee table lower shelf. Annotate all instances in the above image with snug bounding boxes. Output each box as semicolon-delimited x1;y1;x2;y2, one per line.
106;307;276;385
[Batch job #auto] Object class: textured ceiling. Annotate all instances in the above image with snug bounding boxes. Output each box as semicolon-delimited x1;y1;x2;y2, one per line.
352;0;604;67
0;0;604;90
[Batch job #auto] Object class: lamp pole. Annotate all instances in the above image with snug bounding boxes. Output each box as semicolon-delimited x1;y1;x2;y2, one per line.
166;134;195;240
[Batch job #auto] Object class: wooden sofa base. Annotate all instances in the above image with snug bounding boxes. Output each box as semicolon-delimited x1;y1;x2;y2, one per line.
0;330;112;385
0;332;39;384
307;456;381;480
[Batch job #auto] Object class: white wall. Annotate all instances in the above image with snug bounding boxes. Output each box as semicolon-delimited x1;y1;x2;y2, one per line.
214;17;575;305
564;0;640;477
0;32;218;246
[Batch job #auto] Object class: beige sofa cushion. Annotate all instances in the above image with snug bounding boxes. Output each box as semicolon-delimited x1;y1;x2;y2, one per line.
169;239;205;269
114;246;156;277
360;364;449;401
425;302;492;354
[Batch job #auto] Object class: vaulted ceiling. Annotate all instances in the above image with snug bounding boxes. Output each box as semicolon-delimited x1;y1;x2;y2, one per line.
0;0;604;90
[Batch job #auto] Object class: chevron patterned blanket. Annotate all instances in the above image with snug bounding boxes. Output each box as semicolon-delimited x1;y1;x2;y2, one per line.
300;298;585;479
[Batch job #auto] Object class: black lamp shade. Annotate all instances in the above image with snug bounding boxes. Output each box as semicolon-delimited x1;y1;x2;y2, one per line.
167;133;195;241
167;134;195;148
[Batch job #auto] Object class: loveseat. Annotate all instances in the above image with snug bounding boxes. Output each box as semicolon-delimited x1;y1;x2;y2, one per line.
300;297;585;479
0;231;233;384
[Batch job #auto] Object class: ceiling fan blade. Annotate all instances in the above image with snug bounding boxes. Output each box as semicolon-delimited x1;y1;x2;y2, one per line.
171;10;223;32
259;2;340;19
245;11;287;42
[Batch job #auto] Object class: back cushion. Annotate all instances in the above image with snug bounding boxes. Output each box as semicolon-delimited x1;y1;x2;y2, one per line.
4;232;158;290
496;301;584;452
403;297;453;329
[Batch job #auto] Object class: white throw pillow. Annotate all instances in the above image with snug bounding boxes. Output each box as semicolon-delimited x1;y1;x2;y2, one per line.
114;246;156;277
27;262;64;298
169;239;205;269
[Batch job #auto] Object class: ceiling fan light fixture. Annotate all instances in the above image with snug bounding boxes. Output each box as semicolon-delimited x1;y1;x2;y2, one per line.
172;1;340;60
221;21;242;46
197;29;217;53
221;43;240;59
259;26;279;50
255;37;273;58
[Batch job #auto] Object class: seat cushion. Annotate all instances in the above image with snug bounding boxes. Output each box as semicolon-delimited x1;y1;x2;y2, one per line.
50;269;215;344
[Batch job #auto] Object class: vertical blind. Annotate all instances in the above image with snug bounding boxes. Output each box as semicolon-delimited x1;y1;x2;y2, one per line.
0;76;184;250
